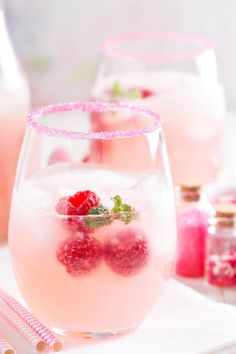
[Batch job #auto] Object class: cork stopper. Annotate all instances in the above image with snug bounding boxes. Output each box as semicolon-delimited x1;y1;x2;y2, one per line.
214;203;236;227
178;183;202;202
179;183;202;192
215;203;236;217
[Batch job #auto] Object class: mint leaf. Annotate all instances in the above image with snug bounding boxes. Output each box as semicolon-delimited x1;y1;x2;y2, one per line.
111;195;123;212
84;196;137;229
111;81;142;100
111;81;123;96
127;89;142;99
84;205;112;228
110;195;136;224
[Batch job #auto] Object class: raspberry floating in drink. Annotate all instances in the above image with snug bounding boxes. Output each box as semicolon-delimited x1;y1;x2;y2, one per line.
56;190;139;275
103;227;150;276
57;233;103;276
129;87;154;98
55;190;101;232
56;191;100;216
68;191;101;216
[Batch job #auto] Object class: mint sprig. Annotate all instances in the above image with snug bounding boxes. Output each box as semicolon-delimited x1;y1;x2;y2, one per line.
111;81;123;96
111;81;141;100
110;195;135;224
84;205;112;228
84;195;136;229
127;89;142;99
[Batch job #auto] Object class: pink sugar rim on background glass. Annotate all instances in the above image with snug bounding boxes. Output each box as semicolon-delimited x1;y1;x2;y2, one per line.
26;101;162;140
102;31;215;62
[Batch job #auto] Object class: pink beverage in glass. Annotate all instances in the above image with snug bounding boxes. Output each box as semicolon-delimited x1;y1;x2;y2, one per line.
89;110;154;169
9;102;176;336
91;32;226;184
0;7;30;242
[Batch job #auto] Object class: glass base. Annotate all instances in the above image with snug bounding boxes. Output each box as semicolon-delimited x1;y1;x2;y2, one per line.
53;326;136;339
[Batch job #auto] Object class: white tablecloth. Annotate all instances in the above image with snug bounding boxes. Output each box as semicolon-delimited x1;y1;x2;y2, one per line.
1;246;236;354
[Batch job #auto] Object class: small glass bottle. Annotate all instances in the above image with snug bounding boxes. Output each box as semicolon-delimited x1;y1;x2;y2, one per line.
206;204;236;287
175;184;208;277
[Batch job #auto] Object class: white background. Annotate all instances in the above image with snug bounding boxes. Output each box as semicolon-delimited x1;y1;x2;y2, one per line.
3;0;236;108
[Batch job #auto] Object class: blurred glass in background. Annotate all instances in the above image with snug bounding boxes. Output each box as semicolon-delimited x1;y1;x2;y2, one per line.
3;0;236;110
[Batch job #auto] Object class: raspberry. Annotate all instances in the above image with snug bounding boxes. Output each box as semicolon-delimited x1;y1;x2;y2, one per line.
68;191;100;215
82;155;91;163
56;191;100;215
56;197;90;233
55;191;100;232
55;196;77;215
103;228;149;276
57;233;102;276
140;88;154;98
129;87;154;99
55;191;100;217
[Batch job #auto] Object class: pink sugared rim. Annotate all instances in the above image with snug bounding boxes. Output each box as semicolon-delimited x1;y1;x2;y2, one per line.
26;101;162;140
102;31;215;62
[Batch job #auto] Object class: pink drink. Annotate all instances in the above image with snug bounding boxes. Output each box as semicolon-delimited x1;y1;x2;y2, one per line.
89;111;154;169
176;209;207;277
9;166;176;334
0;7;30;242
0;87;29;242
92;71;225;184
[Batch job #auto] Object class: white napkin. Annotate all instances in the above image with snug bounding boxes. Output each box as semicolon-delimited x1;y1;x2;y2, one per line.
1;247;236;354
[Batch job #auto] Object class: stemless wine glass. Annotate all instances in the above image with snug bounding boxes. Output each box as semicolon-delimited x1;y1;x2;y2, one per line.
9;101;176;337
92;32;226;185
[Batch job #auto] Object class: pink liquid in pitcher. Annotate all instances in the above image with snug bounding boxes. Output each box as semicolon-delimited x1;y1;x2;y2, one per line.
0;86;29;241
9;166;176;334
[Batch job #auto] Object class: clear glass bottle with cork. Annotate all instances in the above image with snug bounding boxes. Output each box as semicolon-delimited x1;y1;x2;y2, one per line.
175;183;209;277
206;204;236;287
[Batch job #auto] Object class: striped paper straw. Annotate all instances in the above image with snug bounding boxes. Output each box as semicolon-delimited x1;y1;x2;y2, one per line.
0;290;62;352
0;301;45;352
0;334;15;354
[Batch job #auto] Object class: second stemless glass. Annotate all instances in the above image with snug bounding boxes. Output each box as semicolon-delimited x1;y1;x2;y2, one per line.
9;101;176;337
92;31;226;185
